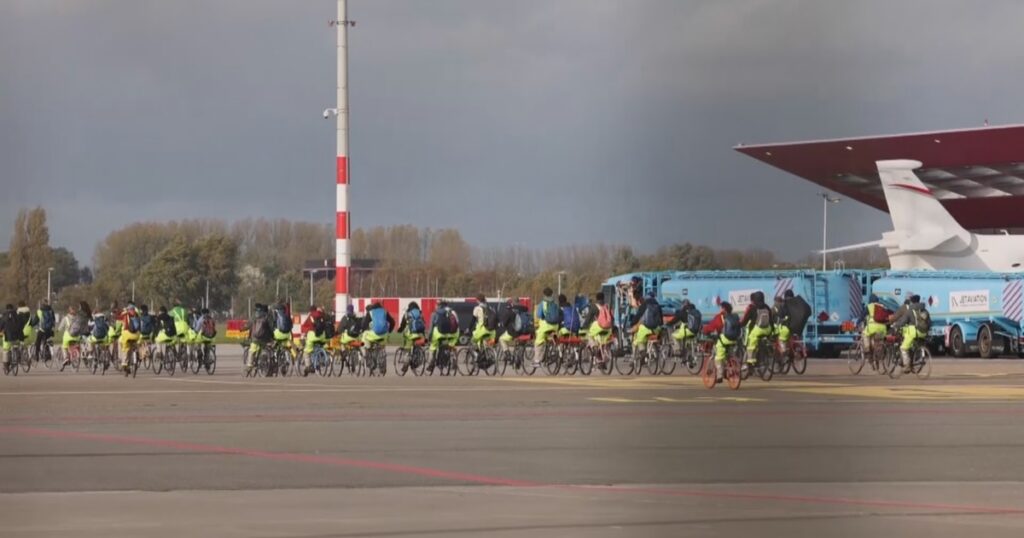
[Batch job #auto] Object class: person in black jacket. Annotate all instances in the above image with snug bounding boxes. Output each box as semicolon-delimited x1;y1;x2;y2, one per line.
2;302;32;368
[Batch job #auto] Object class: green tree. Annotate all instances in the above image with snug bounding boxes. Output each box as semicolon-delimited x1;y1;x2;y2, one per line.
137;235;203;307
49;247;80;292
4;208;52;303
194;233;240;310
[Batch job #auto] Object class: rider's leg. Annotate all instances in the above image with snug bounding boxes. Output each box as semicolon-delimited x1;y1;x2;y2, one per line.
863;321;886;354
777;325;791;355
900;325;917;369
745;326;770;363
632;325;652;355
714;334;733;381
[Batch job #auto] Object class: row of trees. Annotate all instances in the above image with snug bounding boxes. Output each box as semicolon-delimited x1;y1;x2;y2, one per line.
1;208;889;315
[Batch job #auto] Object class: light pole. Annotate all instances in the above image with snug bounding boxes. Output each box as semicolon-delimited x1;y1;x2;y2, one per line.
131;280;136;302
205;280;210;309
557;271;567;296
820;192;841;271
46;267;54;304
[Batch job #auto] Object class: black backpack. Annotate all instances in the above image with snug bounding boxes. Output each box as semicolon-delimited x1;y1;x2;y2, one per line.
642;302;663;330
685;309;702;334
139;314;155;336
722;313;742;340
914;308;932;333
482;304;498;331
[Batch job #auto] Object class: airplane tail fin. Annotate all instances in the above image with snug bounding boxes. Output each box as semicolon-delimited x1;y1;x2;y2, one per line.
876;160;970;251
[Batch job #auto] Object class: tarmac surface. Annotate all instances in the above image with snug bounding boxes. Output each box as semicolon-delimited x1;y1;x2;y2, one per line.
2;348;1024;537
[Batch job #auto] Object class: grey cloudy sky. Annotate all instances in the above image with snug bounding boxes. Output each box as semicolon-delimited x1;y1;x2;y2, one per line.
2;0;1023;264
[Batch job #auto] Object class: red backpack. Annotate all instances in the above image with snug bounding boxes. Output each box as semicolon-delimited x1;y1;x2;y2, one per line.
596;304;613;330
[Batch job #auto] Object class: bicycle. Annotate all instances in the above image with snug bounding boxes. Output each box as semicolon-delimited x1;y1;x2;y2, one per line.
661;333;705;376
394;337;428;377
429;339;456;376
364;341;388;377
557;334;587;376
306;342;333;377
849;333;887;376
772;336;807;376
889;335;932;380
3;341;27;376
333;339;365;377
31;338;55;369
198;342;217;375
742;334;775;382
58;336;86;373
701;345;742;390
498;335;535;376
123;340;141;378
537;330;562;375
89;340;112;375
616;332;663;376
154;340;178;376
457;338;499;376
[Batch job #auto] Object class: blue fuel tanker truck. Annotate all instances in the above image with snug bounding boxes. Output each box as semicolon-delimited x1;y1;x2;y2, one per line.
601;269;1024;358
602;270;875;357
868;271;1024;358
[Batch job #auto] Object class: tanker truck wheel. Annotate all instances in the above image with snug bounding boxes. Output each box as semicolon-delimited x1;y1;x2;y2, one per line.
949;326;967;358
978;325;995;359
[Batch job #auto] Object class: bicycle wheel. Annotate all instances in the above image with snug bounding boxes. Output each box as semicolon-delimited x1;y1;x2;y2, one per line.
645;344;661;376
68;346;80;370
42;344;54;369
757;346;774;382
542;345;560;376
189;348;201;374
614;354;635;376
352;351;366;377
481;348;498;376
888;347;905;379
456;348;477;376
20;348;31;373
660;350;677;376
130;350;140;378
519;347;537;376
205;347;217;375
497;349;509;376
597;346;613;375
90;349;100;375
725;357;742;390
701;356;716;389
375;348;387;376
562;347;579;376
915;347;932;380
791;344;807;375
436;348;451;376
686;343;703;376
394;348;409;377
410;347;426;376
578;347;593;376
141;346;153;372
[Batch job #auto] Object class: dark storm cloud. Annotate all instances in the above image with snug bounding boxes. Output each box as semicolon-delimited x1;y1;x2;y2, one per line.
2;0;1023;263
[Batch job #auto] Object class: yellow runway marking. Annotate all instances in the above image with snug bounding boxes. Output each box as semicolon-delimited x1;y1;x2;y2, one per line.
779;384;1024;401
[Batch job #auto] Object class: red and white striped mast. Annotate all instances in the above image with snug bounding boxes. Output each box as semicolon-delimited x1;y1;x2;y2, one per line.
329;0;352;318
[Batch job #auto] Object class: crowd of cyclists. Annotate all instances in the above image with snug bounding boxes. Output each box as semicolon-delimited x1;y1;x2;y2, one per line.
2;275;934;385
1;298;219;377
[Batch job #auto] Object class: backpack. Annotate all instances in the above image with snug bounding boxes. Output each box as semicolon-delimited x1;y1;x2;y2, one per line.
913;308;932;333
127;315;141;334
92;316;109;339
482;304;498;331
686;309;703;334
250;316;269;341
408;308;426;333
70;314;89;337
273;307;292;333
40;309;55;332
447;310;459;334
785;296;812;331
433;308;454;334
642;302;663;330
139;314;155;336
369;307;389;336
722;313;742;340
513;310;534;335
755;307;772;329
201;316;217;338
596;304;613;330
541;301;561;325
562;306;581;333
872;304;892;323
319;317;335;338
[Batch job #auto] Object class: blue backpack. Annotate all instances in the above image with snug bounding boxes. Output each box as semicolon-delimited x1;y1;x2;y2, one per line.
273;307;292;333
92;316;109;339
127;315;141;333
562;306;581;333
139;314;155;336
407;308;426;333
40;309;55;332
369;307;389;336
541;301;561;324
513;310;533;335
